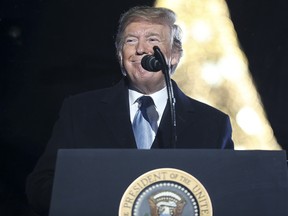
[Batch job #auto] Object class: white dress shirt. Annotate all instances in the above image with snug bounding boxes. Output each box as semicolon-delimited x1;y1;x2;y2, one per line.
129;87;168;140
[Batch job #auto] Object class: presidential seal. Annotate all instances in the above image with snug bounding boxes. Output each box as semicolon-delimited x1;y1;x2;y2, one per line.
119;168;212;216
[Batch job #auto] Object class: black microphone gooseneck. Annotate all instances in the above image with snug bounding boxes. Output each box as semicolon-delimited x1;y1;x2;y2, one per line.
141;46;177;148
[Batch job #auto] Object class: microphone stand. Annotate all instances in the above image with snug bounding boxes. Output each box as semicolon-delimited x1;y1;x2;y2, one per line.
153;46;177;148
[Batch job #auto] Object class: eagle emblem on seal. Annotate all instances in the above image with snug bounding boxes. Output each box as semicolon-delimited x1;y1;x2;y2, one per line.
148;191;186;216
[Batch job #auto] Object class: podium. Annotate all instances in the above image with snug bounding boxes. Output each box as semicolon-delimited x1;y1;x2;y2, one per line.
49;149;288;216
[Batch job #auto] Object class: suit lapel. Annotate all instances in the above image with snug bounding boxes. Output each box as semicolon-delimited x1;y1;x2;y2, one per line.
153;80;196;148
173;82;196;138
98;79;136;148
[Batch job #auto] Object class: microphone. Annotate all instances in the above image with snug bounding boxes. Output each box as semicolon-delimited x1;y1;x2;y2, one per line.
141;46;177;148
141;55;162;72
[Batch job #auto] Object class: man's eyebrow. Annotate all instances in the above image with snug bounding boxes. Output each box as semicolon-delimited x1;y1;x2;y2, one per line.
125;33;137;37
145;32;161;37
123;33;137;39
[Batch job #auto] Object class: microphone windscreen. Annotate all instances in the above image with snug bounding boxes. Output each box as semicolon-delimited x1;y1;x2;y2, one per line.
141;55;162;72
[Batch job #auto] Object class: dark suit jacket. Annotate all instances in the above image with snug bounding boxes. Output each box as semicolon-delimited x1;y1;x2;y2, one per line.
26;78;234;215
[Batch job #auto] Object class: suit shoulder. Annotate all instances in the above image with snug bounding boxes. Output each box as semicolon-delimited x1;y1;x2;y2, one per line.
187;96;229;118
173;80;228;118
65;79;125;104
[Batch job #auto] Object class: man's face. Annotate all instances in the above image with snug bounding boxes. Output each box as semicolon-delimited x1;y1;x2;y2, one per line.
122;21;178;94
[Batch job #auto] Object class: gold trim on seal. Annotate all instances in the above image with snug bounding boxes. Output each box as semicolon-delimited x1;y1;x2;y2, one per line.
119;168;213;216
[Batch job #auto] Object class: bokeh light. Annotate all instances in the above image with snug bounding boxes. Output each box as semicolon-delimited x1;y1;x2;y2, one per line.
156;0;281;150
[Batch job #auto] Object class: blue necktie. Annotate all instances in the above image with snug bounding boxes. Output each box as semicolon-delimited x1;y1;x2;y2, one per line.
132;96;159;149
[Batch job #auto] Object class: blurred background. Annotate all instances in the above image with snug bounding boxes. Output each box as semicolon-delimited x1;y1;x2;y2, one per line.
1;0;287;215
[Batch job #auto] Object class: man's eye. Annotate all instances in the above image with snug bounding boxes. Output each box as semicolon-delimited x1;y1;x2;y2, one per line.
125;38;137;44
148;37;160;43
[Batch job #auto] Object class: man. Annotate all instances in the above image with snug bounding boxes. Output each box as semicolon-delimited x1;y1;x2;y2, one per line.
26;5;234;215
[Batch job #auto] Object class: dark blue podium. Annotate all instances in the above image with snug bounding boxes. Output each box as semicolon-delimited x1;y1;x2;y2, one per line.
49;149;288;216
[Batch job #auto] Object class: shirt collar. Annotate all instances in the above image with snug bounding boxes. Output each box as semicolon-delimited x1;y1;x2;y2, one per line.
128;87;168;108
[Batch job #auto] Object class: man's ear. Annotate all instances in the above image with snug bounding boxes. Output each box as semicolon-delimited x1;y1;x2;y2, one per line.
170;50;182;74
171;52;180;67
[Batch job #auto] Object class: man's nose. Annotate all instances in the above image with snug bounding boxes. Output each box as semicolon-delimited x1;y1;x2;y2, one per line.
136;40;148;54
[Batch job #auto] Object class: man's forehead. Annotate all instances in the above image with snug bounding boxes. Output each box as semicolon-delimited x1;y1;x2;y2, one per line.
124;22;170;36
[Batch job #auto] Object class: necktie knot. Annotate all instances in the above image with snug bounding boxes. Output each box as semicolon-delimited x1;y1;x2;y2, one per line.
138;96;154;109
137;96;158;126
